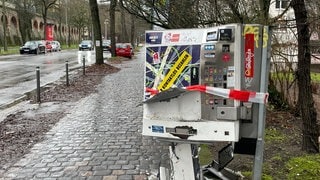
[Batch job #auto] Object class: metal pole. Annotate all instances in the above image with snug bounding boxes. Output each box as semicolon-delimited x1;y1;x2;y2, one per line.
169;143;196;180
252;26;271;180
36;66;41;103
66;61;69;86
83;56;85;75
104;20;108;39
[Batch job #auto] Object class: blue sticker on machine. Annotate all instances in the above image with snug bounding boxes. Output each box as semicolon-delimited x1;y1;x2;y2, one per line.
152;125;164;133
146;32;163;44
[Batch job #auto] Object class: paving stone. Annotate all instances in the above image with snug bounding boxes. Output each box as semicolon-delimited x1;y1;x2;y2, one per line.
108;164;122;170
51;171;64;178
78;166;93;171
107;156;120;161
79;170;93;177
33;163;48;168
47;162;62;167
92;166;108;171
112;170;125;175
75;161;89;166
60;161;75;167
35;172;51;178
35;167;50;173
50;166;64;172
87;176;103;180
122;164;135;170
118;175;134;180
133;175;148;180
88;161;102;166
102;176;117;180
41;158;56;163
115;160;129;165
93;170;112;176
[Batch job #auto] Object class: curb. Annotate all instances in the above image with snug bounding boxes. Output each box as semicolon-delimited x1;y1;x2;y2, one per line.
0;65;83;110
0;95;29;110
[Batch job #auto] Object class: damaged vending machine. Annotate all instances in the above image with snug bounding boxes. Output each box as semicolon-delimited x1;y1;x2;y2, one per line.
143;24;271;180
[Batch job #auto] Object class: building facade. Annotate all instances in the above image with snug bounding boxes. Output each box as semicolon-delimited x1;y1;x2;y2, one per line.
269;0;320;68
0;2;79;46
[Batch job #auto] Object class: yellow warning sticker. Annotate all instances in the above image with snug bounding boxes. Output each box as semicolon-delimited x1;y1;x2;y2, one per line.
157;51;192;91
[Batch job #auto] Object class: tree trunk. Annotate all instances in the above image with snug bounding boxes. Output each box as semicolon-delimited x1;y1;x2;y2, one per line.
130;14;135;48
258;0;271;24
291;0;320;153
120;8;128;42
2;0;8;51
89;0;103;64
110;0;117;57
68;25;71;47
43;20;47;40
15;0;35;42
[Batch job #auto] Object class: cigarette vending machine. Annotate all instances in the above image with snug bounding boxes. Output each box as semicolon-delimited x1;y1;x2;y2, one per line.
143;24;270;179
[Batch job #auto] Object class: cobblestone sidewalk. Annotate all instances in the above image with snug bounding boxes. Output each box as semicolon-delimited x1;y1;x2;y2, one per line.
0;52;170;180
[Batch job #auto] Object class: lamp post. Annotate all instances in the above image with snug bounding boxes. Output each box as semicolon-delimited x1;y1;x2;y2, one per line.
104;20;108;39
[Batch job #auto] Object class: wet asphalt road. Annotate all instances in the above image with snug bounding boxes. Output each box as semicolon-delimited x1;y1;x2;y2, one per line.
0;49;170;179
0;50;98;110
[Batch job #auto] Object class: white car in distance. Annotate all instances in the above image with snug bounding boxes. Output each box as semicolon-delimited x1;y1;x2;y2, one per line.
50;41;61;52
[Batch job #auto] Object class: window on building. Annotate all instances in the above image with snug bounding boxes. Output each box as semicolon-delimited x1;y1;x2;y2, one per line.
282;0;289;8
276;0;280;8
276;0;289;9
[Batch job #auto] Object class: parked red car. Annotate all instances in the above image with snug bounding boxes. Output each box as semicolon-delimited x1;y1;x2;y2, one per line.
45;41;53;52
115;43;134;59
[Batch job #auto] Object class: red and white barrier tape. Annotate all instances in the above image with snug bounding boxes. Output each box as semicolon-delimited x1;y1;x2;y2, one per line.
145;87;159;95
145;85;268;104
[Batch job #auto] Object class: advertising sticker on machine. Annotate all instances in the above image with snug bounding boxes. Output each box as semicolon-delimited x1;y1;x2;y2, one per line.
244;33;255;78
227;66;235;87
157;51;192;91
146;32;163;44
145;45;201;99
145;29;203;100
146;29;204;46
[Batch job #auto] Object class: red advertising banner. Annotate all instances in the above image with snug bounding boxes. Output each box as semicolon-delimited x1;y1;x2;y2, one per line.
244;33;254;78
45;24;54;41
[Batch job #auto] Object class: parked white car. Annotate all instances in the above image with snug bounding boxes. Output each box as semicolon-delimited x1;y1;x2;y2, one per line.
50;41;61;52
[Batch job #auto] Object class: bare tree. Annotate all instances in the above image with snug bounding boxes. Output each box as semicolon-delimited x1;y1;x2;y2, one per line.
89;0;103;64
130;14;135;47
120;6;128;42
119;0;199;29
12;0;35;43
54;0;64;42
35;0;58;39
119;0;270;28
68;0;90;42
291;0;320;153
